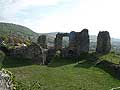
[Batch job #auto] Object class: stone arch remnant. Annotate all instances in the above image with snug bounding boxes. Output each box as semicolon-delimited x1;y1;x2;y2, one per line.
54;29;90;57
54;33;69;51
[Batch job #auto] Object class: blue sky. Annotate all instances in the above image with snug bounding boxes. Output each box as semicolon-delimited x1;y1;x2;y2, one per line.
0;0;120;38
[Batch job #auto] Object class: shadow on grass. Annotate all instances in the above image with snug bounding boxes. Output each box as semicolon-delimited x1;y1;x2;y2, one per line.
96;61;120;80
47;56;80;67
48;53;98;68
74;53;99;68
74;52;120;80
2;56;33;68
74;60;97;68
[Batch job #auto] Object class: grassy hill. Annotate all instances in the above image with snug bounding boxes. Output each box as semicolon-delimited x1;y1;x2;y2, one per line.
0;22;39;41
1;53;120;90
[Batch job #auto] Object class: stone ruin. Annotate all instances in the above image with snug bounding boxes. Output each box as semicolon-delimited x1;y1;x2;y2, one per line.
0;29;112;65
96;31;111;54
10;42;46;64
55;29;89;57
37;35;47;48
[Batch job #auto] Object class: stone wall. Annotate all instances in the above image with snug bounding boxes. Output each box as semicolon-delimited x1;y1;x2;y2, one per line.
37;35;47;49
25;43;44;64
10;42;46;64
76;29;89;55
96;31;111;54
55;33;69;50
54;29;90;57
97;60;120;79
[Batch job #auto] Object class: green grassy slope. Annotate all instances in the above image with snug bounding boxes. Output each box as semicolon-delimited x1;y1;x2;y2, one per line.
2;54;120;90
98;53;120;64
0;22;39;40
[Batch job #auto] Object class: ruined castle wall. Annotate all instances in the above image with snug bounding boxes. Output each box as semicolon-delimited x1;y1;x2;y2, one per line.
77;29;89;55
37;35;47;49
55;33;69;50
54;29;90;57
10;42;46;64
96;31;111;54
69;31;77;50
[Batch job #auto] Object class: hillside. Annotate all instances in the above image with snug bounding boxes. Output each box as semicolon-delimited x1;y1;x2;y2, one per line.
0;22;39;41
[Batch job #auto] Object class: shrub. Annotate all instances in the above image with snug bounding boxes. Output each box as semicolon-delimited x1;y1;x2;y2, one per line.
24;40;31;46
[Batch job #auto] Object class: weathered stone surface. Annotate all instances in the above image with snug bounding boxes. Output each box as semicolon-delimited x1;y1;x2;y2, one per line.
8;37;14;45
55;33;69;50
0;69;14;90
0;38;3;44
37;35;47;49
10;46;27;57
97;60;120;79
25;43;44;64
54;29;90;57
45;48;55;65
77;29;89;55
69;31;77;50
96;31;111;54
0;50;5;65
10;42;46;64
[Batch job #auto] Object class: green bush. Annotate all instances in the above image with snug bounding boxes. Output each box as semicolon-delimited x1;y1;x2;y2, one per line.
16;80;45;90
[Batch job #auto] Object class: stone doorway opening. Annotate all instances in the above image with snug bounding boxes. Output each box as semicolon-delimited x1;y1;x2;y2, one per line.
62;36;69;49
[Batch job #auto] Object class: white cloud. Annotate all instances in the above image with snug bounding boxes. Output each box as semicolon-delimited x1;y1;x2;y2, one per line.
1;0;71;17
33;0;120;38
1;0;120;38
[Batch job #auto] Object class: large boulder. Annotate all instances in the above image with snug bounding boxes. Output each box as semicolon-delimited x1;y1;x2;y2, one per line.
0;69;14;90
96;31;111;54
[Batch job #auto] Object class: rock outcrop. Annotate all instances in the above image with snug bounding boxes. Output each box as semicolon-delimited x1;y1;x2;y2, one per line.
0;69;14;90
96;31;111;54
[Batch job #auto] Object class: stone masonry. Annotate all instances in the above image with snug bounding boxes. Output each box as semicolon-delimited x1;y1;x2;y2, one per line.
96;31;111;54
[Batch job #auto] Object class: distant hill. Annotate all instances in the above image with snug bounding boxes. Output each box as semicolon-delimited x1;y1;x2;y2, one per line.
89;35;120;43
0;22;120;52
0;22;39;41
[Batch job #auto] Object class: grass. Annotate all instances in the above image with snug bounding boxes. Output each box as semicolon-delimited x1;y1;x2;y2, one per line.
95;52;120;64
2;53;120;90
